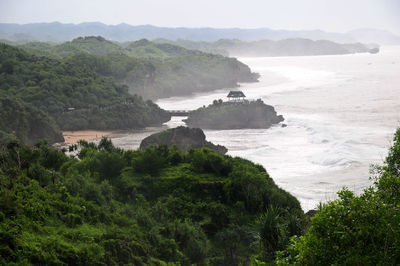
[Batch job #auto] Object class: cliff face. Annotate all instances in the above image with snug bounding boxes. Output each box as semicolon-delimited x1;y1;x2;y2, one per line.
140;126;228;154
184;100;284;130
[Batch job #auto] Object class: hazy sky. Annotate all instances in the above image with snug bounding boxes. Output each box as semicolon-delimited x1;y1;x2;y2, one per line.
1;0;400;34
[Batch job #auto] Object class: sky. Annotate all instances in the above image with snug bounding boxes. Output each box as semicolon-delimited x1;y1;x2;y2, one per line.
1;0;400;34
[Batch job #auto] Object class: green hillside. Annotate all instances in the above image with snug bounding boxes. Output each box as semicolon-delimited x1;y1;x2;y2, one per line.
0;43;170;145
0;138;305;265
54;36;126;57
17;36;125;58
16;36;259;100
124;38;199;58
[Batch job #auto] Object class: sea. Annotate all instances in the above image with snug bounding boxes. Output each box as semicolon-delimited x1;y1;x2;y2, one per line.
112;46;400;211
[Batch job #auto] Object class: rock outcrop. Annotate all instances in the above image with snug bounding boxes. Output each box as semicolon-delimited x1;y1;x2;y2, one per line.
139;126;228;154
184;99;284;129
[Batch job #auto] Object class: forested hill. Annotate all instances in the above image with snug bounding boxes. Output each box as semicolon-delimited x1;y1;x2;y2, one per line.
0;36;259;144
155;38;377;57
14;36;259;100
0;137;305;265
0;43;170;145
16;37;200;59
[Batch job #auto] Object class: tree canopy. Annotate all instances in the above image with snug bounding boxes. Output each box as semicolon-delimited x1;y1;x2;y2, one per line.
16;36;259;99
0;43;170;145
0;138;305;265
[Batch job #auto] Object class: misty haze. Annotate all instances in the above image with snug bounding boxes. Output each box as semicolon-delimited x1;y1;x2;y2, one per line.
1;0;400;265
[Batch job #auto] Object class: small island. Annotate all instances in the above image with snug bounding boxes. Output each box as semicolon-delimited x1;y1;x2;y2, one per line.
184;91;284;129
140;126;228;154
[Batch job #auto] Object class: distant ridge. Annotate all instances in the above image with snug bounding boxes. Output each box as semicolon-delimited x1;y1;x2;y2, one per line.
1;22;399;44
154;38;375;57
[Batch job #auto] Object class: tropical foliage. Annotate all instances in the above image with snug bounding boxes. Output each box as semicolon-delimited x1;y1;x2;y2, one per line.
0;43;170;144
0;36;259;144
0;138;305;265
16;36;259;99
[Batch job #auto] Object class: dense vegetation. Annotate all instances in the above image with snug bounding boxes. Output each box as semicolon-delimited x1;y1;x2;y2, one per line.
140;126;228;154
0;137;305;265
0;43;170;145
184;99;284;129
276;128;400;265
15;36;259;99
1;36;258;144
0;96;64;145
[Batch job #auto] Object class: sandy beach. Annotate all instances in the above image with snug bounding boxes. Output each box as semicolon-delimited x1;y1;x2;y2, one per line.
62;130;115;145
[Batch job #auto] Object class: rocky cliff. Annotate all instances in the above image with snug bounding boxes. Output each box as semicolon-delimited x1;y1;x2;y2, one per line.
184;99;284;129
140;126;228;154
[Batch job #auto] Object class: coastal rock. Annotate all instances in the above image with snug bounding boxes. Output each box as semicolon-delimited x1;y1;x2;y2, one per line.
184;99;284;129
139;126;228;154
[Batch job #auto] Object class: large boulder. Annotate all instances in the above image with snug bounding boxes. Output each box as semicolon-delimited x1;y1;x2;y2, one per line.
140;126;227;154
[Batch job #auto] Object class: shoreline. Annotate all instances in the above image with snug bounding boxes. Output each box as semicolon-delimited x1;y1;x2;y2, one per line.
61;127;167;146
62;130;117;145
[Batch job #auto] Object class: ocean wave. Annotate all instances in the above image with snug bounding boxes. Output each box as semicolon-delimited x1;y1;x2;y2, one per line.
310;156;359;167
290;119;361;168
309;141;361;167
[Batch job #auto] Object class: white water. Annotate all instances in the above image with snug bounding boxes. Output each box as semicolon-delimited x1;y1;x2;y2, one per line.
112;46;400;210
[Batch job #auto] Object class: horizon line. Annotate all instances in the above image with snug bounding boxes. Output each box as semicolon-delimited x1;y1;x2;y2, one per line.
0;21;397;35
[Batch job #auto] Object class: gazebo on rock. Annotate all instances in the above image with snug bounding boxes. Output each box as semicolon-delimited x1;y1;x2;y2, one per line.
227;90;246;102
